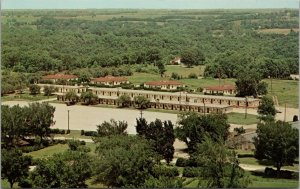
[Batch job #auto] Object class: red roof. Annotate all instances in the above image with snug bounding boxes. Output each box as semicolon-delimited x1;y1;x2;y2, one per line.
205;85;236;91
145;80;183;86
43;74;78;80
92;75;128;82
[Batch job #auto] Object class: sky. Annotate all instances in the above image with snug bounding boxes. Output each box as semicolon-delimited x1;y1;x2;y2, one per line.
2;0;299;9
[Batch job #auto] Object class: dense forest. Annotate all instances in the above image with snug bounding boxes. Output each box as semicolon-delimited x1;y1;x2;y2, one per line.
2;9;299;78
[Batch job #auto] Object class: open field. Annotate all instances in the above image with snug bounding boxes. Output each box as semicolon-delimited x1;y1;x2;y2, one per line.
239;157;299;171
227;112;258;125
128;72;162;85
2;93;52;102
26;142;98;160
182;172;299;188
165;65;205;78
258;28;299;35
54;130;93;139
264;79;299;108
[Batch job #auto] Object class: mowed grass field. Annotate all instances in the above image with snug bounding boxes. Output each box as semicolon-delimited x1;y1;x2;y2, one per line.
227;112;258;125
165;65;205;77
183;172;299;188
258;28;299;35
263;79;298;108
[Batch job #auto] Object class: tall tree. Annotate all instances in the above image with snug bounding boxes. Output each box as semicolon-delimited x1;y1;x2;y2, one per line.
175;112;230;152
29;84;41;95
1;149;32;188
29;149;93;188
117;94;131;107
80;91;98;105
93;135;158;187
96;119;128;137
194;137;250;188
157;61;166;77
133;95;150;109
136;118;175;164
253;121;299;175
25;102;56;144
1;105;25;147
181;48;205;67
257;96;276;120
235;68;263;97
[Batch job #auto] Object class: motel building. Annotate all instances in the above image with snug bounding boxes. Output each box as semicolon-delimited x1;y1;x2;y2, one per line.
42;74;78;83
90;75;129;86
144;80;184;91
38;84;261;114
203;85;237;96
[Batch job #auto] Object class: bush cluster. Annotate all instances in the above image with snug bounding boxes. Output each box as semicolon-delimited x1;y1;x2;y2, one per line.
182;167;202;177
152;166;179;178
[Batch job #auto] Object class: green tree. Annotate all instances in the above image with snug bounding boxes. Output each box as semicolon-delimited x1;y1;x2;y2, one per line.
195;137;250;188
157;61;166;77
1;149;32;188
117;94;131;107
29;150;92;188
257;96;276;120
253;121;299;175
144;176;184;188
1;105;25;147
93;135;158;187
96;119;128;137
133;95;150;109
181;48;205;67
43;85;57;97
65;91;79;103
235;68;263;97
136;118;175;164
175;112;230;152
257;81;268;96
29;84;41;95
25;102;56;144
80;91;98;105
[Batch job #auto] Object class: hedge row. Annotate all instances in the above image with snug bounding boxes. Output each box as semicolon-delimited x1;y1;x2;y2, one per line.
152;166;179;178
182;167;202;177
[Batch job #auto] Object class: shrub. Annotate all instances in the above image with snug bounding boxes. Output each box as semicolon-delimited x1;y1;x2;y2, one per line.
60;130;66;134
176;158;188;167
152;166;179;178
171;72;181;80
182;167;202;177
66;130;70;134
264;167;296;179
84;131;98;136
81;130;85;135
188;73;198;79
80;140;86;145
237;153;254;158
293;115;298;122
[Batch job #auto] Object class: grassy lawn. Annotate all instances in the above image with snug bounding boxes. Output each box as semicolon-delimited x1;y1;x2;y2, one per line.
264;79;298;108
128;72;162;85
25;144;69;159
25;142;98;160
2;93;53;102
182;173;299;188
239;157;299;171
54;130;93;140
227;112;258;125
181;78;236;90
247;171;299;188
165;65;205;77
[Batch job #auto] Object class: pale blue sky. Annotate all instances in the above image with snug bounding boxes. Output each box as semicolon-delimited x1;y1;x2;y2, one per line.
2;0;299;9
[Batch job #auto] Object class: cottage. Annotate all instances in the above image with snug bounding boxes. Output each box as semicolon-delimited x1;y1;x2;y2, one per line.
144;80;184;91
169;57;182;65
91;75;129;86
203;85;236;95
42;74;78;83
